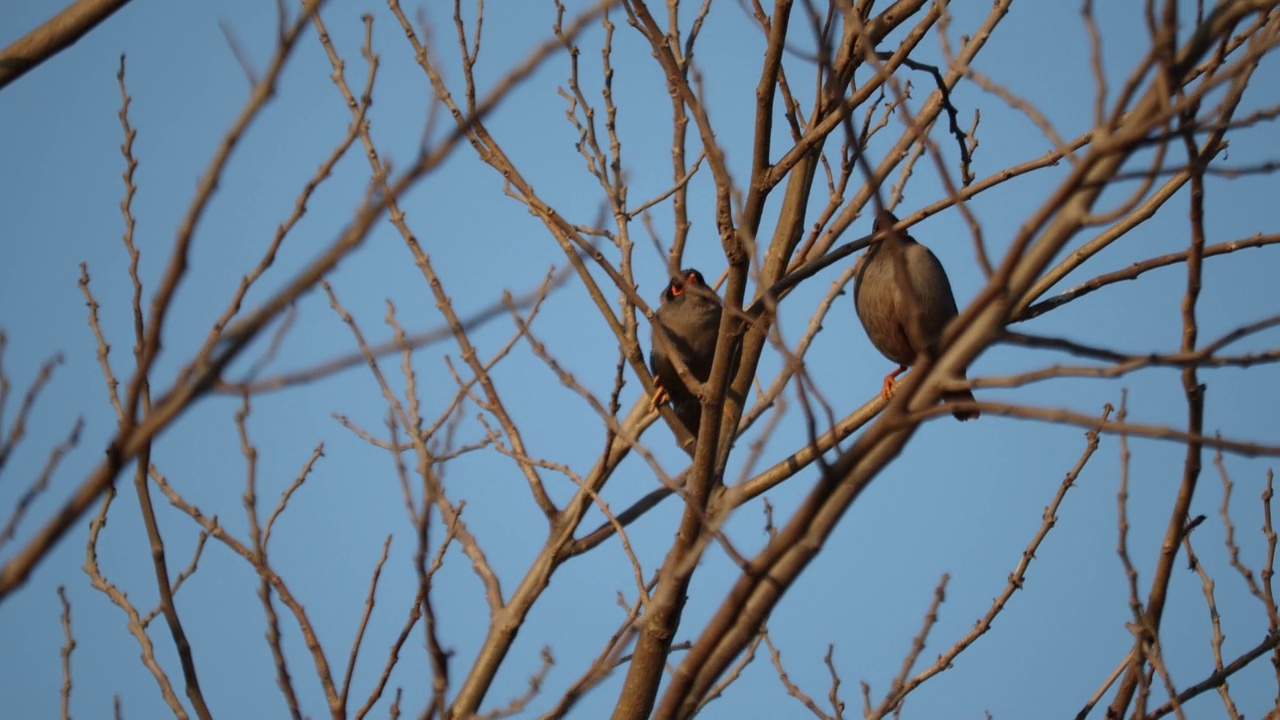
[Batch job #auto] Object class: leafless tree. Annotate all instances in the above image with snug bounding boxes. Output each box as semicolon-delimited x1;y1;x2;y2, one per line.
3;1;1280;718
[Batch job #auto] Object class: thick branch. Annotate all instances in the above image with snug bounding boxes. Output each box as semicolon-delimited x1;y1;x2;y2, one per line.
0;0;133;91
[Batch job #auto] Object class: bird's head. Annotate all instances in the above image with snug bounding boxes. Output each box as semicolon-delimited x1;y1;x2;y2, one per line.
662;268;714;306
870;210;912;246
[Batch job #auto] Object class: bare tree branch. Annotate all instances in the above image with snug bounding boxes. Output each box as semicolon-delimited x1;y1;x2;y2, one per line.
0;0;134;91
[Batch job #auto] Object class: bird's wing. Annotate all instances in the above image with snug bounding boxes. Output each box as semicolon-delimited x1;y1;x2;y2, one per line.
905;242;960;320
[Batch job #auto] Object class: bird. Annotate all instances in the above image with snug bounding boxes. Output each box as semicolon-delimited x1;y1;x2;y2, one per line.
649;268;723;439
853;210;979;421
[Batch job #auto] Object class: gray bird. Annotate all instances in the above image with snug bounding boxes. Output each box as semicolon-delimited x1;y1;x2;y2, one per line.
650;268;723;438
853;210;979;421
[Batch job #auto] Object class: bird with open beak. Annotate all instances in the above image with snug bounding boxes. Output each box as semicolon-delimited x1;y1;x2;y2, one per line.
649;268;723;438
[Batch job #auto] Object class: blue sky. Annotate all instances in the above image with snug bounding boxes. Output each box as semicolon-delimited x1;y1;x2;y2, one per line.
2;1;1279;717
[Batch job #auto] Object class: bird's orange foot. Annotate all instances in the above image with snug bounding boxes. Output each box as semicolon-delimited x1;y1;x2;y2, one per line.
880;375;898;402
880;366;907;403
650;383;670;411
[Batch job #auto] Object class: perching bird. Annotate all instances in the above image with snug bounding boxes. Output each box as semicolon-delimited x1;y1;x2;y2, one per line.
853;210;979;421
650;268;723;439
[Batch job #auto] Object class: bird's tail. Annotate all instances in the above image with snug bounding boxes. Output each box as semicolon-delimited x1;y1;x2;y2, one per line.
943;388;980;421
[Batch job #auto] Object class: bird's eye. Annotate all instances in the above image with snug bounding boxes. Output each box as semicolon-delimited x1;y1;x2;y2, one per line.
671;281;685;297
685;272;700;286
